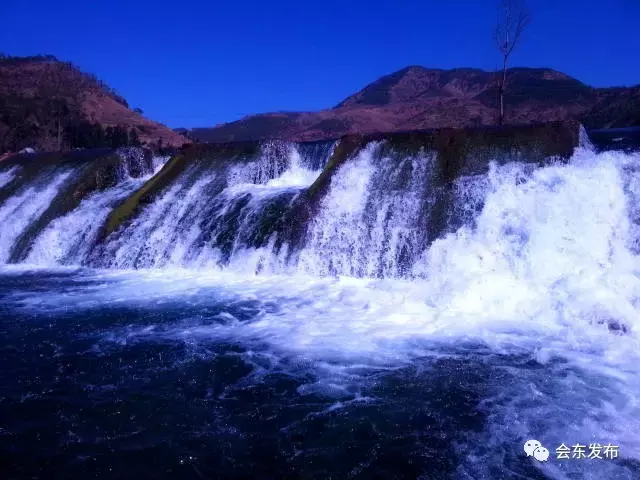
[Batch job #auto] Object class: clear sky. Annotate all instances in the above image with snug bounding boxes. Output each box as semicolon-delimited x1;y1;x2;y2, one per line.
1;0;639;128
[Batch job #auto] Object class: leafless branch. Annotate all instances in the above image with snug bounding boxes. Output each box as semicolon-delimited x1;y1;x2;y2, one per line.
494;0;530;126
495;0;530;62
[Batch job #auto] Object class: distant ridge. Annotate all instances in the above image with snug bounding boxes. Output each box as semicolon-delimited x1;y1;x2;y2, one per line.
191;66;640;143
0;55;187;152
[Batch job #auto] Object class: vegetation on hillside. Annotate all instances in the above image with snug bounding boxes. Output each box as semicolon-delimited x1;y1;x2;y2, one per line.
0;54;182;152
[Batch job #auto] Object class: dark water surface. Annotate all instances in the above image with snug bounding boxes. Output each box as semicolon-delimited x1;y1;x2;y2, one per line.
1;268;638;479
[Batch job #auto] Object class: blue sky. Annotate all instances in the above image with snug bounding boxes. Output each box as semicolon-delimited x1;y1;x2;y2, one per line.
1;0;638;128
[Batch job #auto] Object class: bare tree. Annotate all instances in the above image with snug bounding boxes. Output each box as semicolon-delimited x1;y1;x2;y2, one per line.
494;0;530;126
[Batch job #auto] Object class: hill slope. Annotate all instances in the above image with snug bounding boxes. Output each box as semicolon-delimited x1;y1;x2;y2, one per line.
0;55;187;152
192;66;640;142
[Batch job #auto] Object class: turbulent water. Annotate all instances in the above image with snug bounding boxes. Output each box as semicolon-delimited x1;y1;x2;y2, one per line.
1;137;640;479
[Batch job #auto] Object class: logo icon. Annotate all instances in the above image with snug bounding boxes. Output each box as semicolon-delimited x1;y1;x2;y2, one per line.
534;447;550;462
524;440;542;457
524;440;549;462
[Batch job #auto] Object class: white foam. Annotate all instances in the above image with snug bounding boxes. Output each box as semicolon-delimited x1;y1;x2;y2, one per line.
101;144;321;269
0;170;72;263
152;155;170;172
103;172;218;269
0;165;21;189
227;144;321;194
296;142;437;277
297;143;377;276
24;176;150;265
11;147;640;361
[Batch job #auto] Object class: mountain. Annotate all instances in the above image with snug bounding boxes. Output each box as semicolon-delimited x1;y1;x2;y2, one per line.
191;66;640;142
581;86;640;129
0;55;187;152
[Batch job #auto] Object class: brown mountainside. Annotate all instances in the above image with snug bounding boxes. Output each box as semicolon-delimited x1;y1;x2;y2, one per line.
192;66;640;143
0;55;186;152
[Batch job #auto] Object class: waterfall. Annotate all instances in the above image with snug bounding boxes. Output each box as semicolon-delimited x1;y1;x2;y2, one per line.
0;165;21;189
0;169;73;263
90;141;333;269
23;175;156;265
296;142;437;277
1;124;638;290
0;148;164;265
3;125;640;480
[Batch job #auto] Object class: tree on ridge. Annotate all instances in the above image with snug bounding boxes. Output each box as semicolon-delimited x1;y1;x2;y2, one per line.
494;0;530;126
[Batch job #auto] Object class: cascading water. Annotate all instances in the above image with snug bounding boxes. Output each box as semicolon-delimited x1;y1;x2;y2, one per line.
0;165;21;189
0;148;166;265
296;142;437;277
0;169;73;263
92;140;331;269
24;171;165;266
1;129;640;479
